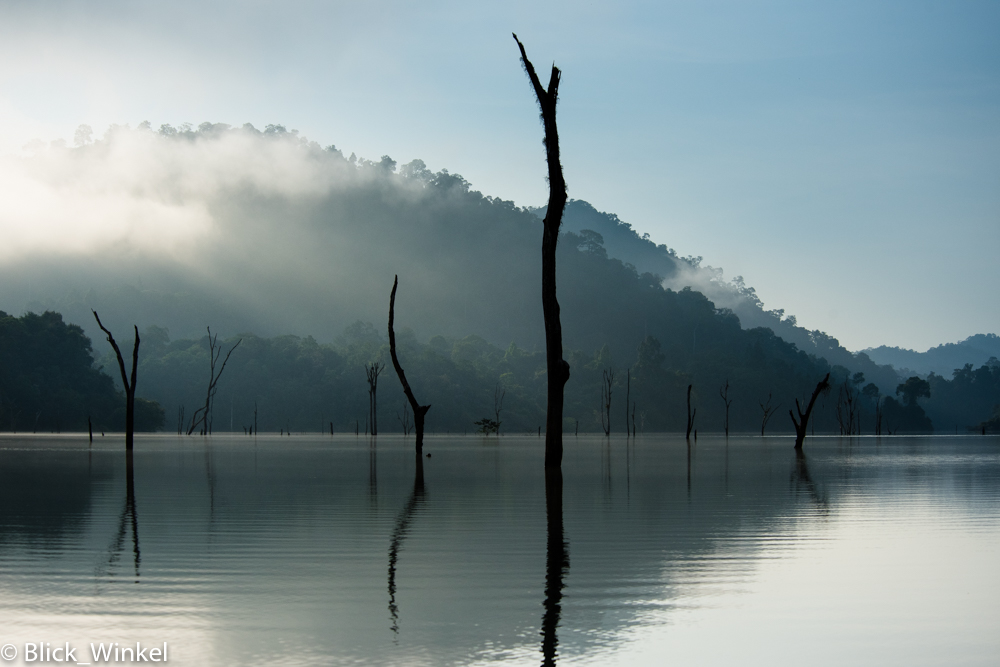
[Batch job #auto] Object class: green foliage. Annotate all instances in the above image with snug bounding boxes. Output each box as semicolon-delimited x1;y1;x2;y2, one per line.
0;310;162;432
474;418;501;435
896;376;931;406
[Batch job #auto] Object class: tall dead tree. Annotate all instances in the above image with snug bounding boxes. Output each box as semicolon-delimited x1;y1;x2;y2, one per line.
187;327;241;436
719;379;733;437
365;361;384;436
93;311;139;451
514;34;570;471
790;373;831;449
388;276;431;453
600;367;614;436
685;384;697;440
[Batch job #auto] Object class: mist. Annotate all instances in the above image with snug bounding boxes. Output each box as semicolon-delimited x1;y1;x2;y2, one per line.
0;123;552;349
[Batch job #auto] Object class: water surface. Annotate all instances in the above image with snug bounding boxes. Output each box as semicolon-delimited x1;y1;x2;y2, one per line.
0;434;997;666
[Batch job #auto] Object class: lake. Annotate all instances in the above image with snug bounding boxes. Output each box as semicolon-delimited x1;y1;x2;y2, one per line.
0;434;998;666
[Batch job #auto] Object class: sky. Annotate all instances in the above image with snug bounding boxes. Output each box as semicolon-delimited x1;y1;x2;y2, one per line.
0;0;997;352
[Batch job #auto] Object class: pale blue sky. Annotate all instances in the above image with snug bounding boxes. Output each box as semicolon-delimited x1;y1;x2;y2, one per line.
1;0;997;351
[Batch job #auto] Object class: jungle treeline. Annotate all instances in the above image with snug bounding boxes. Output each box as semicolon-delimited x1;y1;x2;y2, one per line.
3;308;997;436
97;319;997;436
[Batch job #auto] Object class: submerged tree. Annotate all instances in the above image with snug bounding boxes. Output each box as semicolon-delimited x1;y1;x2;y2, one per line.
759;392;779;436
719;379;733;437
514;34;570;471
790;373;831;449
92;310;139;451
685;384;697;440
601;367;615;436
366;361;384;436
187;327;241;436
388;276;431;452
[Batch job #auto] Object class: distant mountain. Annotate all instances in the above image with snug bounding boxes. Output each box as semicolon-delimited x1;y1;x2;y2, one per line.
537;200;901;388
864;334;1000;377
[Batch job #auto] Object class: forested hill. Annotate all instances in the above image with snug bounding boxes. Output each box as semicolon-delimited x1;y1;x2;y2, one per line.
5;123;999;432
541;200;996;383
864;334;1000;377
0;124;910;399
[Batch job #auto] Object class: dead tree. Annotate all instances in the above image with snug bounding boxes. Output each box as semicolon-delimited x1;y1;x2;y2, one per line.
92;311;139;451
790;373;832;449
685;384;697;440
719;380;733;436
515;34;570;472
365;361;384;436
494;383;506;436
625;368;631;438
388;276;430;452
760;393;779;436
187;327;241;436
396;402;412;436
600;367;615;436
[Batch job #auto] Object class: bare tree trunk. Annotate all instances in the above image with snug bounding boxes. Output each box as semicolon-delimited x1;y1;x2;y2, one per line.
366;362;384;436
515;34;570;472
760;392;779;436
625;368;630;438
187;328;241;436
388;276;431;453
601;367;614;436
92;311;139;451
685;384;697;440
719;379;733;437
791;374;831;449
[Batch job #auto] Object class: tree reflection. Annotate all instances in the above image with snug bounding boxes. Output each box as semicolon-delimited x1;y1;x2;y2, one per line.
792;448;828;510
105;450;140;581
540;468;569;666
387;452;426;634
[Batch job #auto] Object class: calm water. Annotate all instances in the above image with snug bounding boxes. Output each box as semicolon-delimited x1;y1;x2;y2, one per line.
0;434;998;666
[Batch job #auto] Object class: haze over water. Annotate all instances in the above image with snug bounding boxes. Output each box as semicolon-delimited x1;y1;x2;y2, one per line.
0;434;997;666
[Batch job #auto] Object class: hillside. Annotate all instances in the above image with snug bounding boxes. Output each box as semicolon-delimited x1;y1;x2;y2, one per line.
864;334;1000;377
5;122;995;433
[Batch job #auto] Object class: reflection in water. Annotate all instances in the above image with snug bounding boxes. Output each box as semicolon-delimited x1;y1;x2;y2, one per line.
106;450;140;581
2;435;997;666
792;448;827;510
369;439;378;506
541;469;569;666
387;452;426;635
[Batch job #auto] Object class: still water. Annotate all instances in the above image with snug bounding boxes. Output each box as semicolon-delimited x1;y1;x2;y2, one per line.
0;434;998;666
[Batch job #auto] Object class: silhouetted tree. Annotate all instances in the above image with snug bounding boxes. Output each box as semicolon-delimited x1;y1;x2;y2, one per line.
759;393;779;436
719;379;733;436
686;384;697;440
187;327;241;435
388;276;430;452
601;367;615;436
791;373;831;449
862;383;883;435
515;34;570;471
897;376;931;406
365;361;384;436
494;383;505;435
625;367;631;437
92;310;139;451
